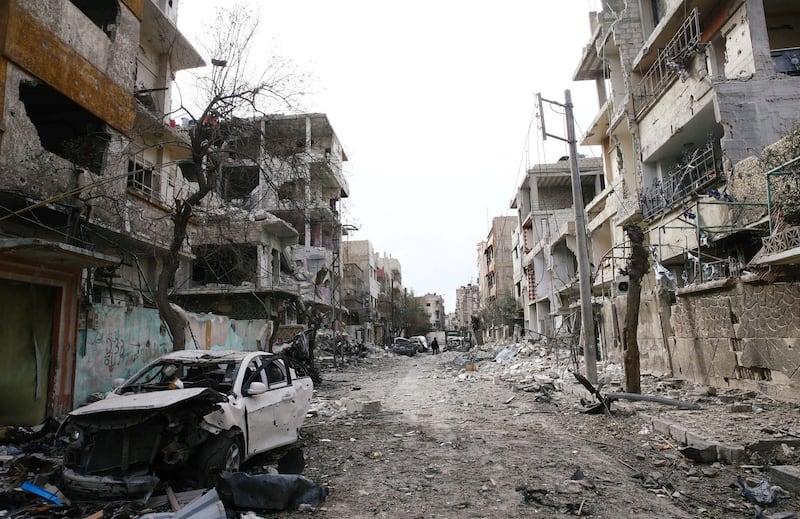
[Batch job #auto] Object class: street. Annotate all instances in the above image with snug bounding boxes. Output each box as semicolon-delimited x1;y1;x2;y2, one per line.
297;347;767;518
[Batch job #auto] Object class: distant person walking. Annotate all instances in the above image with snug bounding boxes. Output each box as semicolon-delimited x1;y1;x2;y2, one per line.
430;337;440;355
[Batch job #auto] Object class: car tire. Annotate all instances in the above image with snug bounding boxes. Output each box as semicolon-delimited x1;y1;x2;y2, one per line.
196;430;243;487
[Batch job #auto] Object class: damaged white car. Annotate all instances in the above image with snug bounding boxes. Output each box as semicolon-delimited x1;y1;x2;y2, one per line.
58;350;313;498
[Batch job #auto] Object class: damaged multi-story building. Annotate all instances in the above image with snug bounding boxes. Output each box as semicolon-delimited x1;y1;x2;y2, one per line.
376;253;403;344
573;0;800;399
0;0;207;424
454;283;480;336
341;239;380;344
511;158;604;338
420;292;445;331
0;0;352;426
476;215;517;340
174;113;351;340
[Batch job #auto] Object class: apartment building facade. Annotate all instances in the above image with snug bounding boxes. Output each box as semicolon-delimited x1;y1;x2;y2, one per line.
0;0;204;423
454;283;480;334
574;0;800;398
511;158;604;339
342;239;380;344
421;292;445;330
376;253;402;343
173;114;350;341
477;215;517;339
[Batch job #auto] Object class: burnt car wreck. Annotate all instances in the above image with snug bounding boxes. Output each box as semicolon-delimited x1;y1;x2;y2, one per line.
57;350;314;498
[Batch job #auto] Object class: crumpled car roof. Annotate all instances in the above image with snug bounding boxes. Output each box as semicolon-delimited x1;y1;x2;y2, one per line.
158;349;264;362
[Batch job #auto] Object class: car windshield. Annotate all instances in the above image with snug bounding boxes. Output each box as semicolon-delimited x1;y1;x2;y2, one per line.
118;360;241;394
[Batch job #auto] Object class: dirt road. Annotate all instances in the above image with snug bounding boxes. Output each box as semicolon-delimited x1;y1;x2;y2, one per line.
298;351;722;518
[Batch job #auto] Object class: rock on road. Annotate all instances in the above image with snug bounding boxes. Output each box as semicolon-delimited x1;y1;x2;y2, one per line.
300;351;697;518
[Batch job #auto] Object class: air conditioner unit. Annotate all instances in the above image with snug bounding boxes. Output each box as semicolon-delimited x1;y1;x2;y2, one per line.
614;275;630;294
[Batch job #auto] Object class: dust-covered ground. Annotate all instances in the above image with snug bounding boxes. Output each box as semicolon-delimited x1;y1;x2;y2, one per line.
283;346;800;519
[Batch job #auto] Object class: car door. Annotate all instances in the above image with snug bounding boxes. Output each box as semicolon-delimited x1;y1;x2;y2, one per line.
240;355;282;456
284;359;314;432
261;358;298;446
242;355;296;455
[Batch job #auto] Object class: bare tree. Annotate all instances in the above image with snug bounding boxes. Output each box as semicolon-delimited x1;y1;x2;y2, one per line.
156;4;309;350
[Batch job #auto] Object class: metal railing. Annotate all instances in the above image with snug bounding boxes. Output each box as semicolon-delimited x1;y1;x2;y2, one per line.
634;8;702;118
640;139;721;220
128;168;163;203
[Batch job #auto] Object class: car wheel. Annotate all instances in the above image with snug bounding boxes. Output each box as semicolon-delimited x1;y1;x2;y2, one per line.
196;430;243;487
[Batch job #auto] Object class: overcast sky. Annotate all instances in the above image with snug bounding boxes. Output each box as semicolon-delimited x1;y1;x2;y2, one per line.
178;1;603;313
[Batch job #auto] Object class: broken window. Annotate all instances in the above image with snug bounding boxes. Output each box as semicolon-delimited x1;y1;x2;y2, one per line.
69;0;119;40
127;153;163;203
192;245;257;287
19;82;110;174
221;165;259;205
768;3;800;77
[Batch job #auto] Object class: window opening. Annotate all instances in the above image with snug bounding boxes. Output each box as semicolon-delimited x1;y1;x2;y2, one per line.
69;0;119;40
19;82;110;173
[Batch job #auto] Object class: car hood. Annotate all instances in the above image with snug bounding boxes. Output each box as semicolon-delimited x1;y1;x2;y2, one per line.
69;388;227;416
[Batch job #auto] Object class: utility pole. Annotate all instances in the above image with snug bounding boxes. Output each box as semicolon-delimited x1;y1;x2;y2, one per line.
537;89;597;384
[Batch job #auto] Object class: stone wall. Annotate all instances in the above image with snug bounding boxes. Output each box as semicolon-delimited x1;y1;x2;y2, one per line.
669;281;800;400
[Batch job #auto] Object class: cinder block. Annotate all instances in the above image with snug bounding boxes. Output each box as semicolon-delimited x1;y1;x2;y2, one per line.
669;423;688;445
770;465;800;494
652;418;672;436
716;443;746;464
686;430;719;451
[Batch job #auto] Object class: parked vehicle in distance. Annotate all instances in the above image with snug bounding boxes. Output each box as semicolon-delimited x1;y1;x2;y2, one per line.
409;335;428;353
390;337;417;357
58;350;313;498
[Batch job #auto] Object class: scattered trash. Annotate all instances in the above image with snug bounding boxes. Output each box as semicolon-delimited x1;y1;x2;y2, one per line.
20;481;62;505
737;476;783;506
217;471;327;511
138;488;226;519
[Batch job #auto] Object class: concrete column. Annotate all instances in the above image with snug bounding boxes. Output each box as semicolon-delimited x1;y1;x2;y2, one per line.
744;0;775;78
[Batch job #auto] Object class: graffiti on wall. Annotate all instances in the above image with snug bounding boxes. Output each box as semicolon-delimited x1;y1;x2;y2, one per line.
73;304;270;408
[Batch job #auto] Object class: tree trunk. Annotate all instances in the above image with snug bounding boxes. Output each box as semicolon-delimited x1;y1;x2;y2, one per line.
268;301;285;353
622;224;649;394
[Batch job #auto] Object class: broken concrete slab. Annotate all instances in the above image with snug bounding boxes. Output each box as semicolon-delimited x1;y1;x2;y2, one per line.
680;445;718;463
728;403;753;413
770;465;800;495
341;398;382;415
747;439;800;454
716;443;746;464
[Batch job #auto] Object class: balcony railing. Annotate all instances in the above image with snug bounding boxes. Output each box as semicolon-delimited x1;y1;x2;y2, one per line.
633;8;702;118
640;140;721;220
762;227;800;255
128;168;164;204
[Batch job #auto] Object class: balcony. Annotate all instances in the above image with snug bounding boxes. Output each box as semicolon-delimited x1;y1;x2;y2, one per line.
633;9;702;119
758;227;800;265
640;140;721;220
